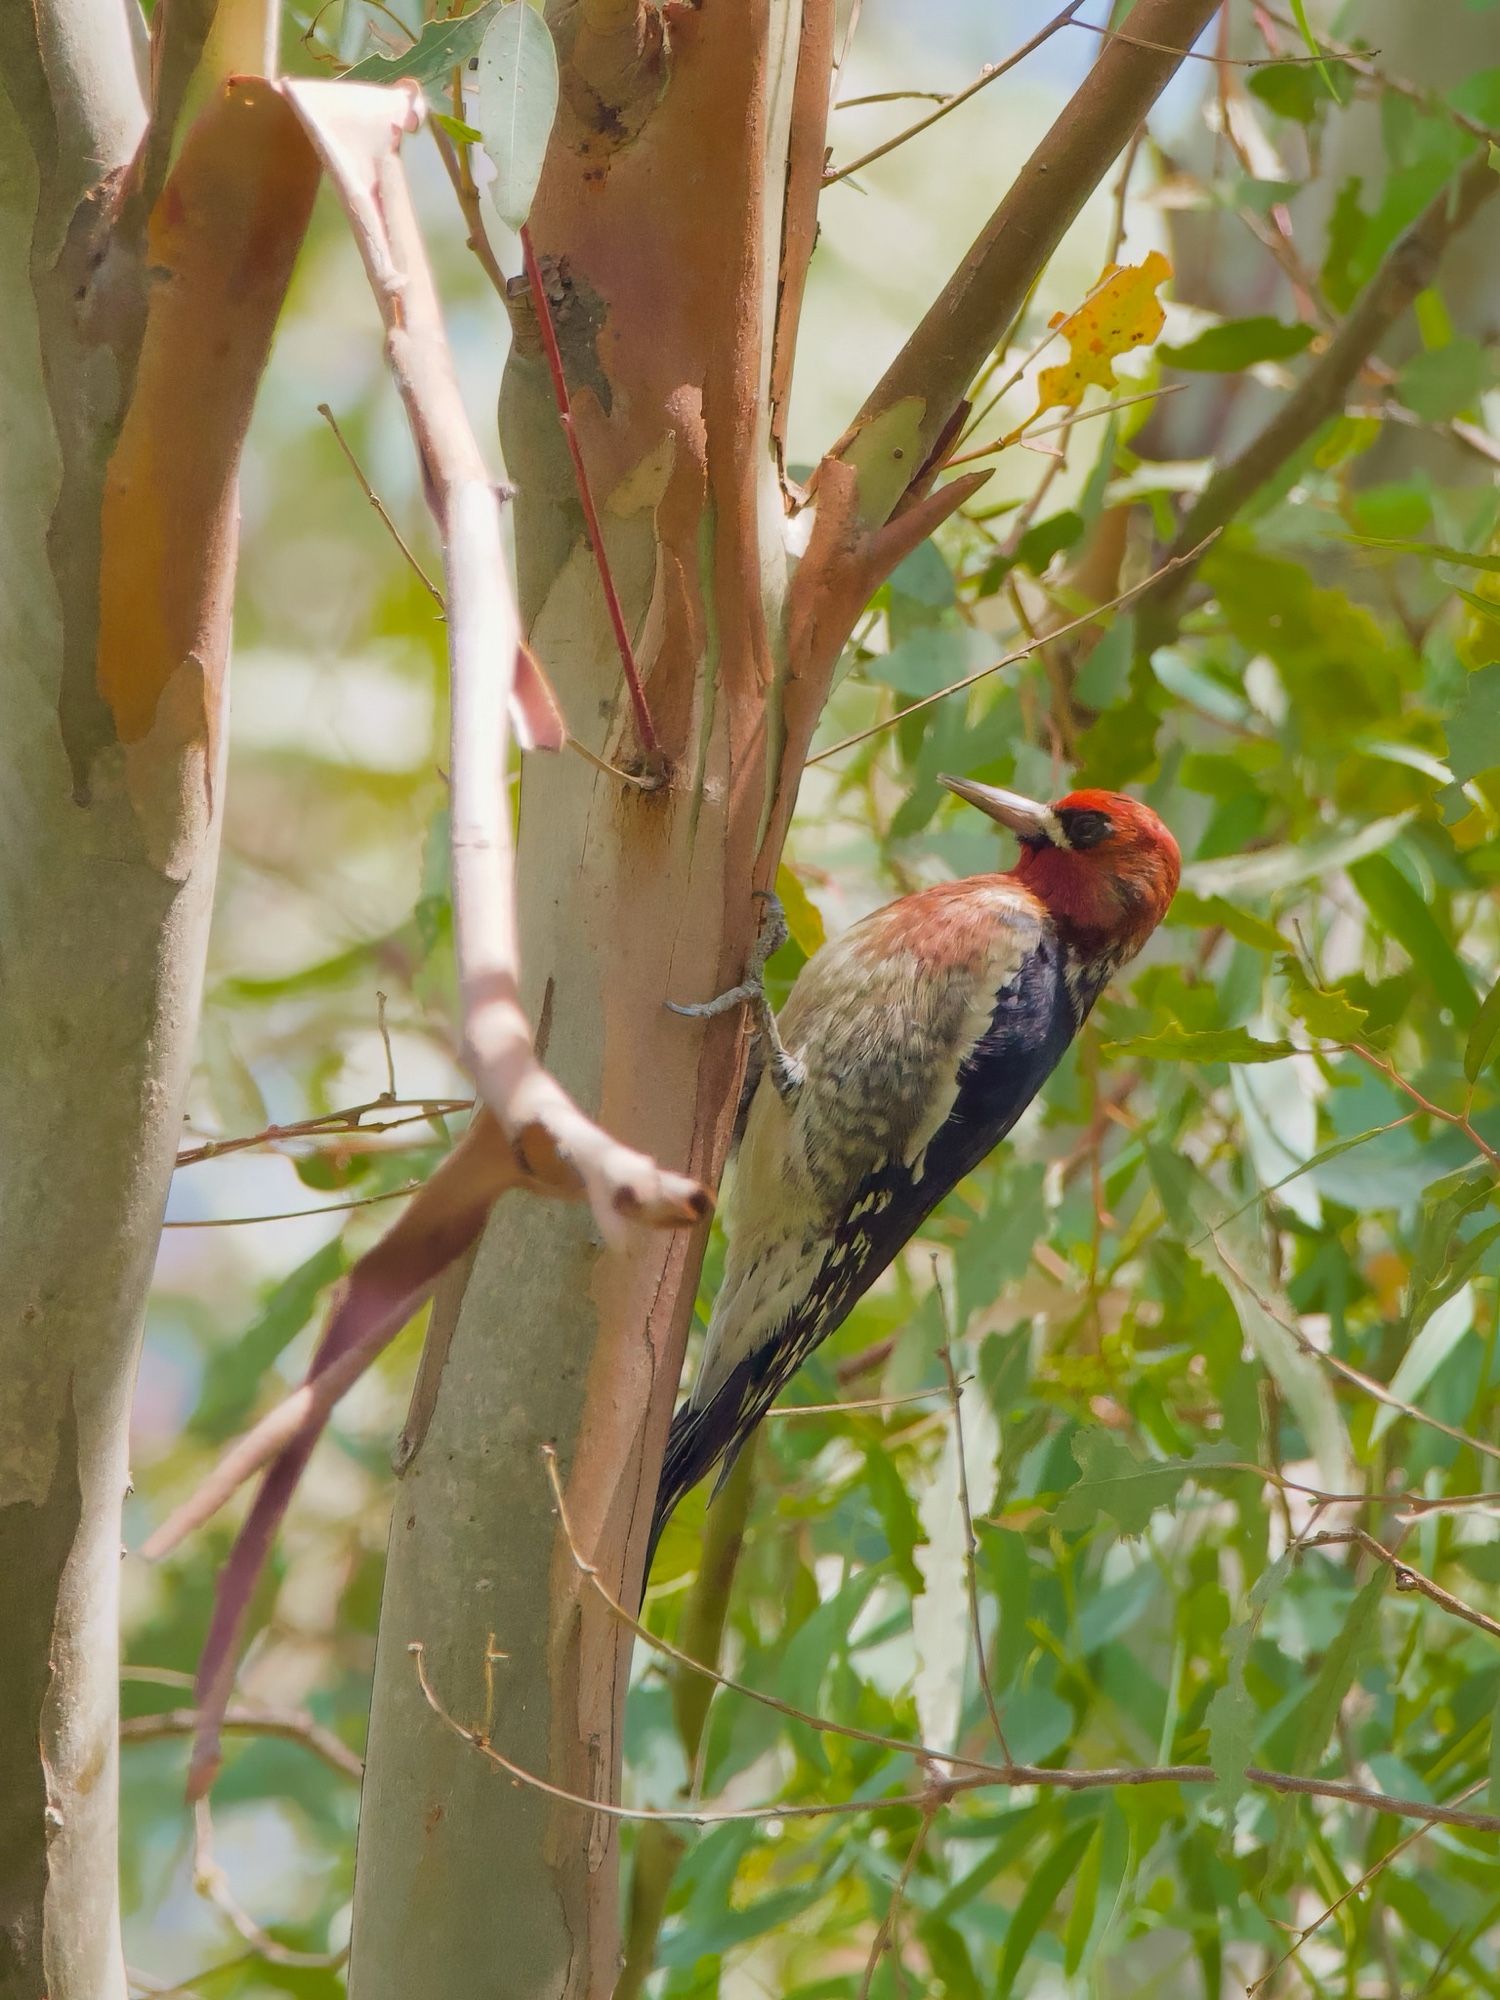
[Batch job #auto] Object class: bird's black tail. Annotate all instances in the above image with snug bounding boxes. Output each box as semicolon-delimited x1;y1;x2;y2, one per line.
645;1388;748;1574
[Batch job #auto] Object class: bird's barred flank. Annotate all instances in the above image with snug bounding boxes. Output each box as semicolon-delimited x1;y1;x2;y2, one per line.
650;782;1180;1565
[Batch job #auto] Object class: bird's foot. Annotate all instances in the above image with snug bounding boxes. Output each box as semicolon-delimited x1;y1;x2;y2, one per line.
665;890;788;1020
666;891;802;1102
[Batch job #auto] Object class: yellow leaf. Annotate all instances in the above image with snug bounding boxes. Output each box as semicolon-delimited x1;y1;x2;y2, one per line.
775;863;826;956
1031;250;1172;421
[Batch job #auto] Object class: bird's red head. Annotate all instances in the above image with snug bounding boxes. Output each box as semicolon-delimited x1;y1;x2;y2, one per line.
939;777;1180;952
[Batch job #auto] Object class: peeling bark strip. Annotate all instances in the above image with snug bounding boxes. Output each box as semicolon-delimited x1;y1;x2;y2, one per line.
0;14;315;1995
347;3;1225;1995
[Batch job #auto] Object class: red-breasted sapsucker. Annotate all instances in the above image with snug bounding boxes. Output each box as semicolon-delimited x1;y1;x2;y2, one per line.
653;780;1180;1561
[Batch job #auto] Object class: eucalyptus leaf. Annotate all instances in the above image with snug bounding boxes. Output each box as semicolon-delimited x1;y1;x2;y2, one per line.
344;2;499;85
475;0;559;232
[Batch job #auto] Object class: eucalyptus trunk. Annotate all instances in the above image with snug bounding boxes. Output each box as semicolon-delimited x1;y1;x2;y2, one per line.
0;5;313;1992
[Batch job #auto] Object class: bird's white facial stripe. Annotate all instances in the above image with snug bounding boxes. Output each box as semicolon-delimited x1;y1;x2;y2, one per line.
1039;806;1070;849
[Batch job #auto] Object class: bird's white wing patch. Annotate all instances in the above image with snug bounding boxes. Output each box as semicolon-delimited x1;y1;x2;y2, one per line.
904;890;1044;1182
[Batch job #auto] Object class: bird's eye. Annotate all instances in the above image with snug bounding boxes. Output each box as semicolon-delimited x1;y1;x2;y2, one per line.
1057;808;1113;850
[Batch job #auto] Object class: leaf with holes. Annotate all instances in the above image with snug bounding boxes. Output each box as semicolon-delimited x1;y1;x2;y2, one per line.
1029;252;1172;423
345;3;500;86
475;1;559;232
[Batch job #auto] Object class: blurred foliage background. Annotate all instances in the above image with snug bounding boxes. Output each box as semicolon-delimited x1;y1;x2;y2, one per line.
126;2;1500;1994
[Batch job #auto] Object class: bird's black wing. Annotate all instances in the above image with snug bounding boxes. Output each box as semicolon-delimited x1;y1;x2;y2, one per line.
650;931;1080;1560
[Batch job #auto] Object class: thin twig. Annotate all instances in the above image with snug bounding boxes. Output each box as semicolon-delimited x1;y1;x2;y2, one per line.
121;1704;364;1782
769;1384;967;1419
162;1183;420;1228
429;121;509;298
943;383;1184;469
375;990;398;1097
540;1446;1011;1779
176;1098;469;1168
824;2;1088;186
808;537;1215;765
1070;15;1340;68
517;224;663;771
192;1799;350;1971
1209;1231;1500;1470
316;402;444;607
1349;1043;1500;1175
1247;1781;1487;1997
411;1639;1500;1833
1307;1528;1500;1644
858;1806;937;2000
937;1332;1011;1762
835;88;948;109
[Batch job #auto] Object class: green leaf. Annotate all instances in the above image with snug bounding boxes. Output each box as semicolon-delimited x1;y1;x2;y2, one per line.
1167;891;1290;957
1465;973;1500;1080
1344;535;1500;575
344;2;499;85
1147;1147;1350;1491
1105;1027;1297;1065
475;0;559;232
1057;1432;1241;1535
1280;958;1370;1043
1249;58;1354;123
1446;661;1500;784
1288;1572;1386;1775
1490;1686;1500;1814
1159;317;1315;372
1349;853;1479;1024
1063;1823;1102;1977
1185;814;1411;898
1371;1285;1476;1443
1398;339;1495;423
430;111;483;145
1208;1552;1294;1815
1014;509;1084;575
995;1822;1097;2000
1287;0;1341;104
774;862;826;956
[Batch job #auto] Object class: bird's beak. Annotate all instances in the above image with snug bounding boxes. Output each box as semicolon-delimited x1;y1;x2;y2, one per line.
939;775;1056;843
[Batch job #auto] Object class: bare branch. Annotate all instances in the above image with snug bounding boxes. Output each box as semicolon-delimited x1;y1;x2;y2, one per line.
824;2;1088;188
281;79;707;1241
412;1640;1500;1835
1308;1528;1500;1645
827;0;1225;528
192;1800;349;1971
175;1096;469;1168
121;1703;364;1782
1139;146;1500;640
807;536;1215;766
316;401;444;607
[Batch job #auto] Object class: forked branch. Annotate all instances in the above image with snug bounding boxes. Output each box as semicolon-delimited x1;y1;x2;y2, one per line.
824;0;1225;528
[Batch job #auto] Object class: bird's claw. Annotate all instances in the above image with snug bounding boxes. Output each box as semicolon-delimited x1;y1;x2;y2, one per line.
748;887;789;974
665;889;789;1020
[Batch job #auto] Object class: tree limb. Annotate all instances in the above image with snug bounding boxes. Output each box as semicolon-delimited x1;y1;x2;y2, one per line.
1138;144;1500;643
823;0;1225;528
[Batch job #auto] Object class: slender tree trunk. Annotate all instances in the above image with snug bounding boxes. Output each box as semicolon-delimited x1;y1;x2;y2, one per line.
0;5;314;1991
349;4;1221;1993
